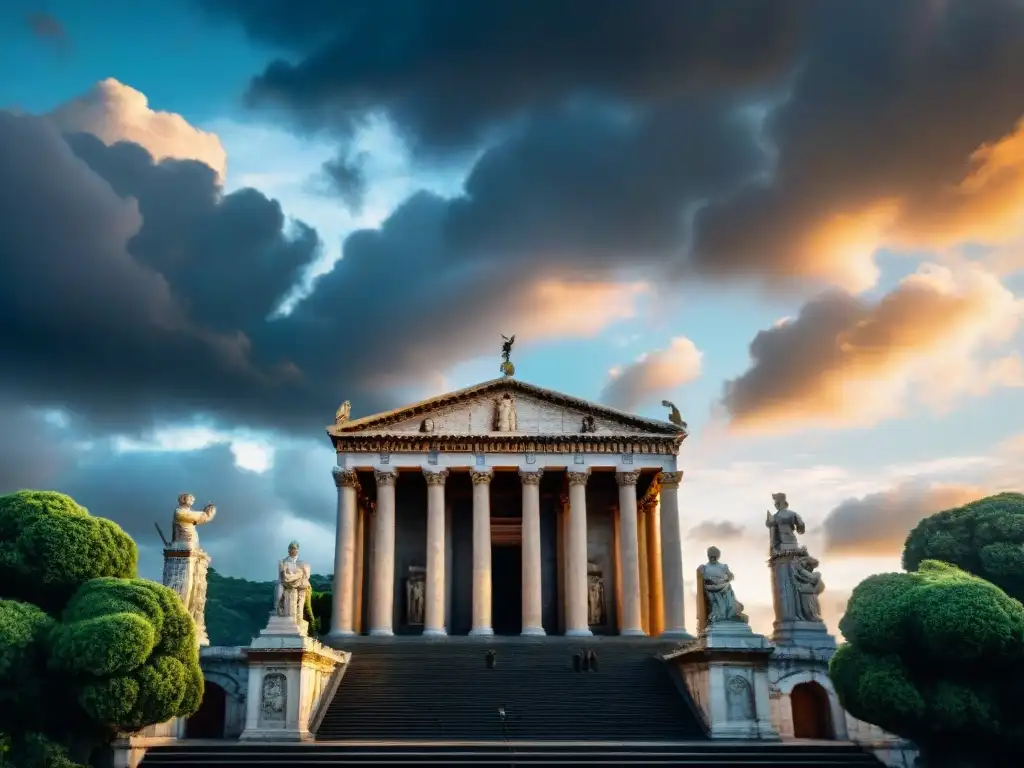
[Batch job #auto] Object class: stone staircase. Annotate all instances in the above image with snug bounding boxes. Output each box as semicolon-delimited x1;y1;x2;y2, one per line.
138;637;885;766
317;636;703;741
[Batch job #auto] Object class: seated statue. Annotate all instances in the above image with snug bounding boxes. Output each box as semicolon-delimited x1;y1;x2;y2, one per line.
792;554;825;622
696;546;749;632
275;540;311;622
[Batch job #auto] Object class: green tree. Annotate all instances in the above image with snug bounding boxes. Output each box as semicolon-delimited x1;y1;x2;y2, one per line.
0;491;203;767
830;560;1024;767
903;492;1024;602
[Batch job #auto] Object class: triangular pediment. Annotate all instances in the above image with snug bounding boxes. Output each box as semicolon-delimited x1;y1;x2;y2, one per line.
327;377;682;439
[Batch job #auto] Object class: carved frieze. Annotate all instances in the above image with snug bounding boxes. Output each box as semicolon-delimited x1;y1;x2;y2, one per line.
332;435;680;456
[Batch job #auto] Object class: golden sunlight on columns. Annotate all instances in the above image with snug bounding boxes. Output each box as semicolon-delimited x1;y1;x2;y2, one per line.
642;481;665;636
369;469;398;636
637;505;650;635
616;470;645;636
469;469;494;636
565;469;593;637
658;471;688;638
422;468;449;636
329;468;359;638
520;469;546;636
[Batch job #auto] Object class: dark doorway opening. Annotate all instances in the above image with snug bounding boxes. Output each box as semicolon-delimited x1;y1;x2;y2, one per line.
185;681;226;739
791;682;833;739
492;544;522;635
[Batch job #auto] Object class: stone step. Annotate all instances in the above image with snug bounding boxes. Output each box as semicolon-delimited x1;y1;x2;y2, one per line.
139;742;886;766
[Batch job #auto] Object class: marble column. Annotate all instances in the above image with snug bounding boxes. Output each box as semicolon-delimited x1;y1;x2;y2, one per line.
646;496;666;636
469;469;494;636
519;469;546;636
422;468;448;636
328;467;359;638
637;505;650;634
616;470;645;636
369;469;398;636
565;469;592;637
658;471;689;638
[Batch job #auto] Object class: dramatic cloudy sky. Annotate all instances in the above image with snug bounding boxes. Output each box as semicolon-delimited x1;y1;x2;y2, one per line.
2;0;1023;636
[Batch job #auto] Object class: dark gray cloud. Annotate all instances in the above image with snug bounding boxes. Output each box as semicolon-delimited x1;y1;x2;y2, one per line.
316;151;367;212
823;483;987;556
198;0;806;152
25;12;69;52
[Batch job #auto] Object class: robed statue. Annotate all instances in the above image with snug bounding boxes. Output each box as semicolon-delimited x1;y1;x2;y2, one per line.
170;493;216;549
276;540;312;623
791;554;825;622
766;492;806;555
696;546;748;632
495;392;517;431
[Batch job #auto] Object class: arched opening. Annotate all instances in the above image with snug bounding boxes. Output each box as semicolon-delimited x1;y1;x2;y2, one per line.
185;681;227;739
790;681;833;740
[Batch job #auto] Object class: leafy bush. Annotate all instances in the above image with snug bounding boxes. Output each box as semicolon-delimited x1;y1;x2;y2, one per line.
903;492;1024;602
831;561;1024;766
0;491;202;764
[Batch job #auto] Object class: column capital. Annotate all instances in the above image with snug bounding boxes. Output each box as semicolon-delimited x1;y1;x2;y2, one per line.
518;468;544;485
423;467;449;485
374;469;399;487
470;469;494;485
567;469;591;487
332;467;359;489
615;469;642;487
658;470;684;489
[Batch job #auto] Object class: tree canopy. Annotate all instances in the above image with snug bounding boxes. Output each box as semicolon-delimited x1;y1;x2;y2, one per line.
831;559;1024;766
903;492;1024;603
0;491;202;767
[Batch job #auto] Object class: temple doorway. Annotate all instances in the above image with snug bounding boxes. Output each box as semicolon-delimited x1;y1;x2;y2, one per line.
185;681;226;739
492;544;523;635
791;682;833;739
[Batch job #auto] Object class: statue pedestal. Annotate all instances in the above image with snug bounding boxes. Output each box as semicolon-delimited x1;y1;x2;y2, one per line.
664;621;779;741
239;615;349;742
162;546;211;647
772;619;836;650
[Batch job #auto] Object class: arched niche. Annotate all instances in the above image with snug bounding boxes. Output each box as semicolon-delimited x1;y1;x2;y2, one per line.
186;680;227;739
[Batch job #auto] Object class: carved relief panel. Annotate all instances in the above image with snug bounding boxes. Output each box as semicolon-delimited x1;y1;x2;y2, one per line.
725;673;755;722
260;672;287;724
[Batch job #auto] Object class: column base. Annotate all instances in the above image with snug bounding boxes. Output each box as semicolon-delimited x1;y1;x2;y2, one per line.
660;628;694;640
368;628;394;637
521;626;546;637
564;628;593;638
620;628;647;637
469;627;495;637
422;628;447;637
325;630;356;640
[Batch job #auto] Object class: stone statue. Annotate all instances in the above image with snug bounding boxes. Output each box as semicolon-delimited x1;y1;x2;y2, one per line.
500;334;516;376
170;493;216;549
162;493;217;646
766;492;805;555
406;569;426;626
275;541;311;622
791;554;825;622
421;417;435;433
696;546;748;632
495;392;517;432
587;564;606;626
581;415;596;433
335;400;352;426
661;400;687;430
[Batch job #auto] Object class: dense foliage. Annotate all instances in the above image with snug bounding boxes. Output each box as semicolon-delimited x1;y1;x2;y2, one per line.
0;491;202;767
903;492;1024;603
205;568;330;645
831;560;1024;767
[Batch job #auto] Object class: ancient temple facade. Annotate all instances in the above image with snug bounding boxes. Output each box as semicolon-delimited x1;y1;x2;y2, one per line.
324;375;691;639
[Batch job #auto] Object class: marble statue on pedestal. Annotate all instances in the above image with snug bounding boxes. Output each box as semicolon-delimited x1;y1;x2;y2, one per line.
765;493;835;647
276;541;311;623
697;546;748;632
162;493;217;646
